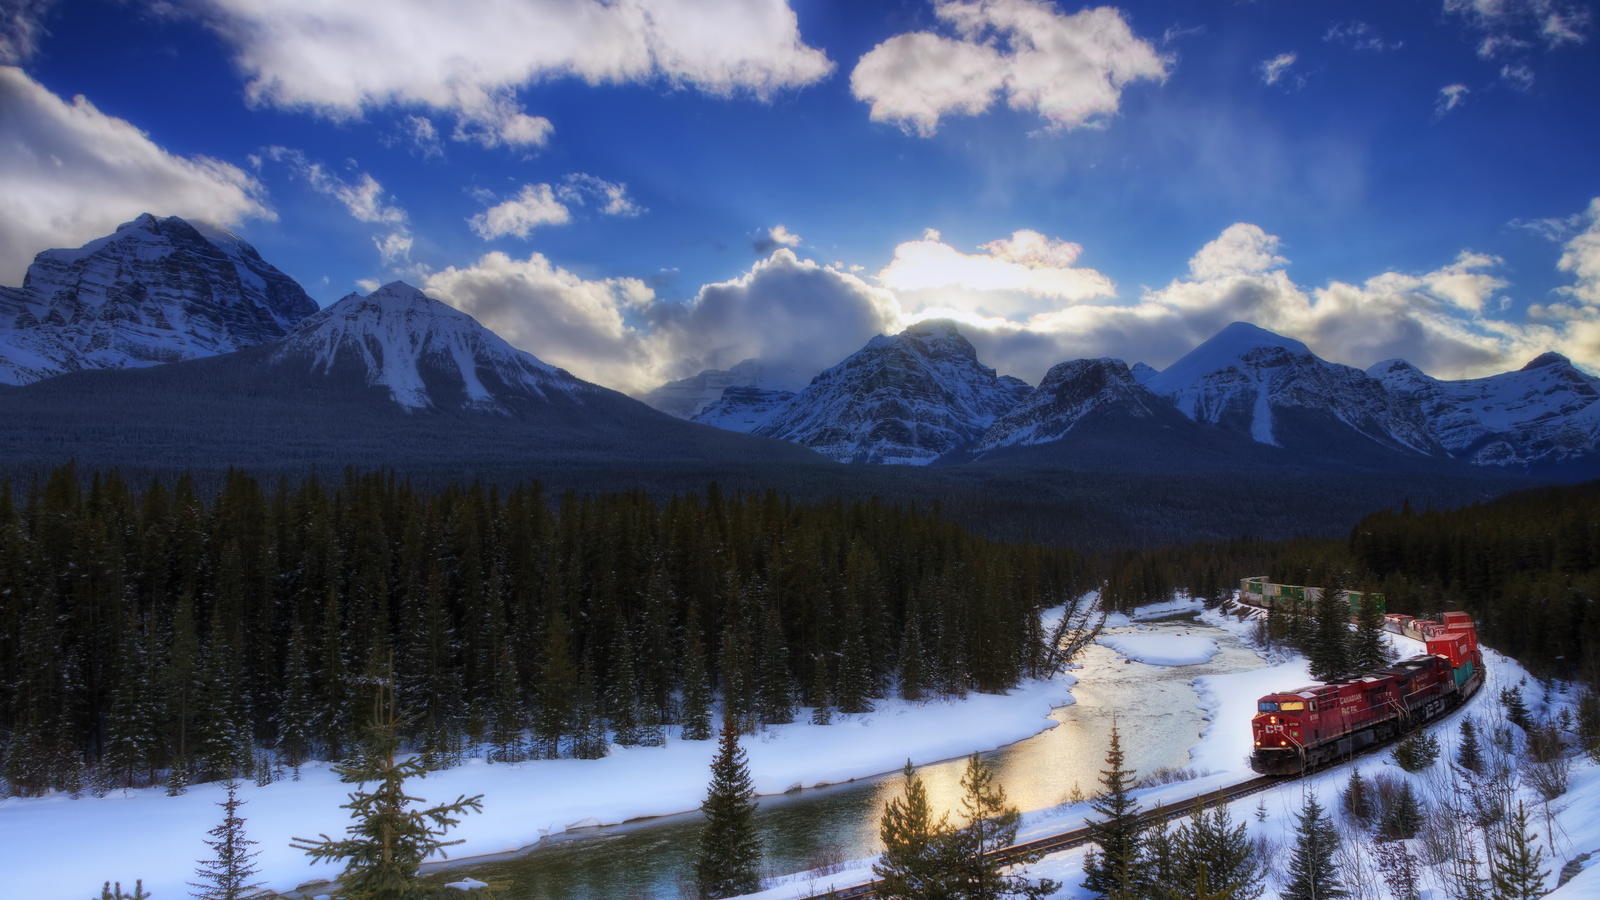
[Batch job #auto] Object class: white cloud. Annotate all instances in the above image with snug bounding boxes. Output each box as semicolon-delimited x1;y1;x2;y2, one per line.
1445;0;1590;50
753;224;802;253
1499;62;1536;89
1186;223;1288;281
193;0;832;146
0;66;272;284
850;0;1167;136
878;229;1114;320
1258;52;1298;86
1436;83;1470;115
557;173;644;217
1323;21;1398;51
398;115;444;158
424;247;900;394
469;184;571;240
261;146;411;263
0;0;53;64
1554;197;1600;306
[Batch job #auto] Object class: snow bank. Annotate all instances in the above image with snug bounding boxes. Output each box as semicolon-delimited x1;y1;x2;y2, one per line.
1101;594;1205;628
1097;634;1220;667
0;677;1077;900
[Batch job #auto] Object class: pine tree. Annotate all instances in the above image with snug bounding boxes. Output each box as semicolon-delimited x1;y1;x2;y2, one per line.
1489;802;1548;900
1163;799;1264;900
277;619;316;771
1307;579;1353;683
1379;780;1423;841
570;661;607;760
945;753;1058;900
1392;731;1440;773
1350;593;1391;674
533;611;576;759
873;760;955;900
756;605;794;726
1082;723;1143;900
1282;792;1347;900
190;778;261;900
898;612;926;703
1341;767;1375;829
95;881;152;900
1457;717;1484;775
681;639;714;741
1499;687;1532;732
809;657;833;726
1140;810;1179;900
291;664;483;900
694;716;762;899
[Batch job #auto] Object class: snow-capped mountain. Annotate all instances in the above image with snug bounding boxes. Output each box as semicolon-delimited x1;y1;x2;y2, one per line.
641;358;803;419
0;214;317;384
753;320;1032;464
1371;352;1600;472
976;357;1172;451
272;281;591;414
690;385;796;433
1143;322;1440;456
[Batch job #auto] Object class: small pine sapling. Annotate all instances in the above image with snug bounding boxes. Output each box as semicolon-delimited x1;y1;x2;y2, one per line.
190;778;261;900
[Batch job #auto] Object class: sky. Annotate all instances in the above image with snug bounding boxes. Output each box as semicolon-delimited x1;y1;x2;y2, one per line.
2;0;1598;395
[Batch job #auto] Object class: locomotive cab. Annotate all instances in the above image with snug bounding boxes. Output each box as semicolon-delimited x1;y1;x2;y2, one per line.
1251;691;1316;774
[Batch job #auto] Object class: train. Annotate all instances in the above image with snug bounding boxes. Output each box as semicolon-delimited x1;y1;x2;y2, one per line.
1240;581;1484;775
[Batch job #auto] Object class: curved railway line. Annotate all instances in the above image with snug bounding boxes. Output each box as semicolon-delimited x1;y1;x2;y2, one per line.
799;636;1487;900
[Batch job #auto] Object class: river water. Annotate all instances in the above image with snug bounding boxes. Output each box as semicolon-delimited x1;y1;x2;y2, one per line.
422;616;1267;900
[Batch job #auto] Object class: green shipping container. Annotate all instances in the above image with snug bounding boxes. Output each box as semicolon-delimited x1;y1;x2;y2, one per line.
1455;660;1474;687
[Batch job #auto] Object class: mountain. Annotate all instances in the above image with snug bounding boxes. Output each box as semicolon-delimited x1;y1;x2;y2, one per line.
690;385;796;433
641;358;805;419
272;281;591;414
1371;352;1600;475
975;357;1176;451
0;214;317;384
1142;322;1440;458
752;320;1033;464
0;281;829;477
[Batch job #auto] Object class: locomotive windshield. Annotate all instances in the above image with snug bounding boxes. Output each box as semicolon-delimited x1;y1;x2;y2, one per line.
1257;701;1278;712
1280;701;1305;711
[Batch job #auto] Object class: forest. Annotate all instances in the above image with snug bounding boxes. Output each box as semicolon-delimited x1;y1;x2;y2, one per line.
1096;481;1600;684
0;464;1087;798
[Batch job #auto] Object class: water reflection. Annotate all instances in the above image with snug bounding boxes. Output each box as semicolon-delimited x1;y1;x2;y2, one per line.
423;617;1264;900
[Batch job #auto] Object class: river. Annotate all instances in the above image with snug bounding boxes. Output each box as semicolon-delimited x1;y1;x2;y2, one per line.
421;615;1267;900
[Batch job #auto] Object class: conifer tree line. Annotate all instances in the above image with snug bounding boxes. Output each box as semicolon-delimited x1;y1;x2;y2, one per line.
1093;482;1600;682
0;464;1086;797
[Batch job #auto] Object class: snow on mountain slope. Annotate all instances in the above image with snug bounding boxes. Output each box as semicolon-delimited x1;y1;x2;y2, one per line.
690;385;797;433
1371;352;1600;470
1144;321;1438;454
0;214;317;384
273;281;590;413
754;320;1032;464
641;358;804;419
976;357;1169;450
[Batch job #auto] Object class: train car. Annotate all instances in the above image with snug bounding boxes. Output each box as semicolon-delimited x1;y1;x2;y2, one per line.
1250;613;1484;775
1237;577;1386;616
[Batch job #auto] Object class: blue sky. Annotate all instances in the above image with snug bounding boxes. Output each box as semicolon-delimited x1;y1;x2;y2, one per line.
2;0;1597;393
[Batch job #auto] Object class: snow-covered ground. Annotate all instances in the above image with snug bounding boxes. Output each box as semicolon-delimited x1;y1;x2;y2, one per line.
1098;634;1221;667
0;669;1080;899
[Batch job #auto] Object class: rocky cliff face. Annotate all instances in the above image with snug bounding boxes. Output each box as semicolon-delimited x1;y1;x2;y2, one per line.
0;214;317;384
976;357;1170;451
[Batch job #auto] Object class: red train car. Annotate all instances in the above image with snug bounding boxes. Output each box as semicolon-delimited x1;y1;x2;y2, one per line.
1251;614;1484;775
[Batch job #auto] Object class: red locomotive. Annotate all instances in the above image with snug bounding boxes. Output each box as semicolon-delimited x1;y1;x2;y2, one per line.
1250;611;1483;775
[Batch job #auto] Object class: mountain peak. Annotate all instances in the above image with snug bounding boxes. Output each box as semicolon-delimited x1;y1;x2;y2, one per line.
1522;351;1572;371
278;282;574;412
0;213;318;384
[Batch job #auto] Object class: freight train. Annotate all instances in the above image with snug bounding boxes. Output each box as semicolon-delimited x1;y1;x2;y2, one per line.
1246;598;1484;776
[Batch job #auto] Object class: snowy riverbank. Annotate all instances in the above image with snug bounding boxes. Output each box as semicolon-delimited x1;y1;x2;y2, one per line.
0;672;1079;900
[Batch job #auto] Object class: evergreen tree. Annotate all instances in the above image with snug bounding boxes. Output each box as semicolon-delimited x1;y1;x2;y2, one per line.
1350;593;1391;674
809;657;833;726
756;605;795;726
1282;793;1346;900
1457;717;1484;775
291;665;483;900
1082;723;1143;900
694;717;762;900
95;881;151;900
1499;687;1532;732
1140;811;1179;900
532;611;575;759
277;619;316;771
898;612;926;703
681;639;714;741
1307;579;1353;683
1378;780;1423;841
1162;799;1264;900
873;760;955;900
1489;802;1548;900
945;753;1058;900
1392;731;1440;773
605;621;643;746
1341;767;1375;829
190;778;261;900
570;661;607;760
